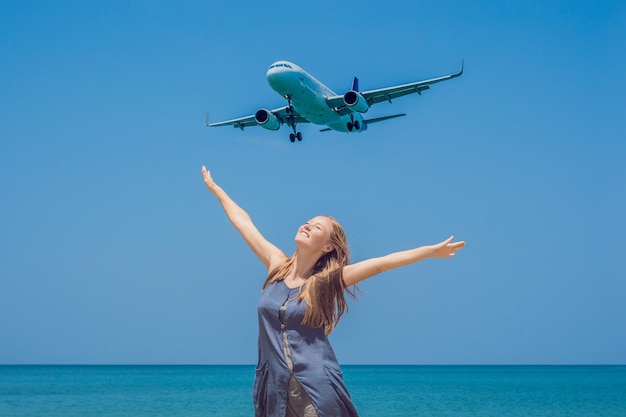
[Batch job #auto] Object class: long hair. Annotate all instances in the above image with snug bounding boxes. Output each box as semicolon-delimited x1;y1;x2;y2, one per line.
262;216;357;335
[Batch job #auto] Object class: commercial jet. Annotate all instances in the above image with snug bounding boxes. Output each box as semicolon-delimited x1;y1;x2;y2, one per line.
205;60;463;142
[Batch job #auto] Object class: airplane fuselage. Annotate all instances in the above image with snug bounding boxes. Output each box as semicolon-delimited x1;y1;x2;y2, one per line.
266;61;364;133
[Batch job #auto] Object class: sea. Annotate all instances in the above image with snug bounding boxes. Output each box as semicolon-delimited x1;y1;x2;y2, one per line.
1;365;625;417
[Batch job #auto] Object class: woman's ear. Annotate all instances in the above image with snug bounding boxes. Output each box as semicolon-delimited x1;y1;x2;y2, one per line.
323;244;334;253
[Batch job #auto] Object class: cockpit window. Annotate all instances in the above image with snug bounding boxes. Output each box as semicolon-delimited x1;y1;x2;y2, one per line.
269;63;293;70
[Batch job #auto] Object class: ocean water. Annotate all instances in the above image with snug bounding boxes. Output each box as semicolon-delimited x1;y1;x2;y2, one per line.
1;365;625;417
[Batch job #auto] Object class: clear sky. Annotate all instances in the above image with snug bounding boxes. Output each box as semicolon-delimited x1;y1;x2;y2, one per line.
1;0;625;365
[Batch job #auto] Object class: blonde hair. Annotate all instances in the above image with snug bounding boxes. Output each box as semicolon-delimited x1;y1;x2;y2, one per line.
262;216;357;335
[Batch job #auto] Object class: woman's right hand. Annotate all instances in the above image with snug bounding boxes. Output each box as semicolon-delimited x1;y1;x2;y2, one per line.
201;165;216;190
200;164;286;270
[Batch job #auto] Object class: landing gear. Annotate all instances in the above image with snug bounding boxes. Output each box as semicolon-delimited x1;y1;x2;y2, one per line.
347;116;360;132
285;94;302;143
285;94;294;114
289;132;302;142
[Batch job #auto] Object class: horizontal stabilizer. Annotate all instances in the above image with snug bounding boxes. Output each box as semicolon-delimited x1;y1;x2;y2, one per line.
364;113;407;124
319;113;406;132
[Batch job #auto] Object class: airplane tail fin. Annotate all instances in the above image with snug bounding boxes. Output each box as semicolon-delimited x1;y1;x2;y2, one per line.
352;77;359;92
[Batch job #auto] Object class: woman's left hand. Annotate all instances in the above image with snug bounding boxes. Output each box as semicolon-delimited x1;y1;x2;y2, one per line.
430;236;465;258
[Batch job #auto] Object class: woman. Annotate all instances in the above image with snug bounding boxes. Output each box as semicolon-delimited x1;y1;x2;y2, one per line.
201;166;465;417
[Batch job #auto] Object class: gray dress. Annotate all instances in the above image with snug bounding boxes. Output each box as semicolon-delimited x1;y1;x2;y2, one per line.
253;280;359;417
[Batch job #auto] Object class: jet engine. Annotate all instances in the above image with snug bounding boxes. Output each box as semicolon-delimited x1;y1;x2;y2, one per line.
254;109;281;130
343;91;369;113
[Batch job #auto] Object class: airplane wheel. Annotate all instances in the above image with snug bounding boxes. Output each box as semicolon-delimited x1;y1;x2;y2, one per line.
354;121;360;130
347;122;353;131
296;132;302;141
289;133;296;142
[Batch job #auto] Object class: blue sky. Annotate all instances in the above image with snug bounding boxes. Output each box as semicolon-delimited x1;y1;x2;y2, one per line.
1;0;625;365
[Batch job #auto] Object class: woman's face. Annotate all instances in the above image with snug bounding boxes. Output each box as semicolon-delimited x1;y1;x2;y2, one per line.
294;216;333;254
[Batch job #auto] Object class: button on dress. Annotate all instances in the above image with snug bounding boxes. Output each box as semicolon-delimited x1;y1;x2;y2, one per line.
253;280;359;417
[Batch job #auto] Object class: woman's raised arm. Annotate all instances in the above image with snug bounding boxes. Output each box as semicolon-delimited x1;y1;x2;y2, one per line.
201;166;286;270
342;236;465;287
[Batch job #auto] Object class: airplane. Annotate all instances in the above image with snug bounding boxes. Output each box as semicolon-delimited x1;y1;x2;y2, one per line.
205;60;463;142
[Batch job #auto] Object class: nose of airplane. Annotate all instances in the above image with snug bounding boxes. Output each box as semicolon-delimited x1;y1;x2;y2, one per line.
266;66;280;88
266;61;298;94
266;65;277;78
266;61;297;75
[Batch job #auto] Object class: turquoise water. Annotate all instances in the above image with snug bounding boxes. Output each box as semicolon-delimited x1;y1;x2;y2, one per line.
1;365;625;416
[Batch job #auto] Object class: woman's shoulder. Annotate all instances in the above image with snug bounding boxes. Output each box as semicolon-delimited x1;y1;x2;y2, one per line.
268;253;289;271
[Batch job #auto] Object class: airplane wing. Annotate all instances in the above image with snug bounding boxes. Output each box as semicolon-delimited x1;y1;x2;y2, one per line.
206;113;258;129
206;106;309;130
325;61;463;111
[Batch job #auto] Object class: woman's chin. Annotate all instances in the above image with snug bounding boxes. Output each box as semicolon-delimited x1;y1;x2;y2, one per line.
294;235;314;250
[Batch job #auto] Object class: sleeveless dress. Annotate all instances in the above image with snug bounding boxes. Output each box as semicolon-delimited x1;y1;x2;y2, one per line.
253;280;359;417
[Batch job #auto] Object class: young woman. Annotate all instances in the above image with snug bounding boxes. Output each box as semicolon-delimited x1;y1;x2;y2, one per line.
201;166;465;417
